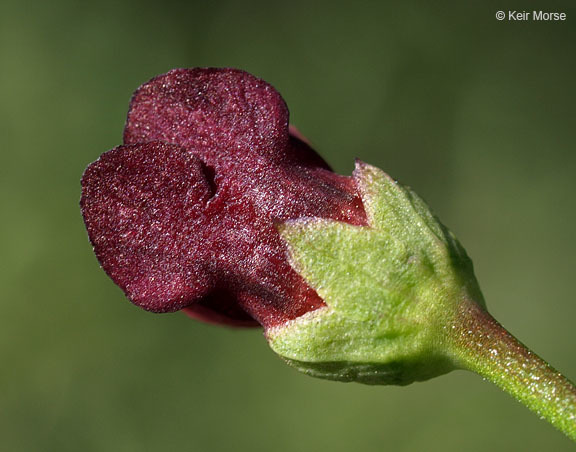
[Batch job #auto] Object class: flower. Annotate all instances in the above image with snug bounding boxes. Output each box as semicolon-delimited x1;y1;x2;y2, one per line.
80;70;576;440
81;68;366;328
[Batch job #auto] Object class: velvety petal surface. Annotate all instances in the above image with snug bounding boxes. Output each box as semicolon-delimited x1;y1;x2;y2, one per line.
82;68;367;328
81;142;216;313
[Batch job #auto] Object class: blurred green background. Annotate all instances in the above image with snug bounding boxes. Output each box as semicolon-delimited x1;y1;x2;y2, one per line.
1;0;575;450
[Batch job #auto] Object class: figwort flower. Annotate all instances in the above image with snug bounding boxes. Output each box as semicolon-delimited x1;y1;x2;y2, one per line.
81;68;366;328
82;68;576;441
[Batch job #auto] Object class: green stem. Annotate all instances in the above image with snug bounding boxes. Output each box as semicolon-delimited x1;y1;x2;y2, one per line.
445;299;576;441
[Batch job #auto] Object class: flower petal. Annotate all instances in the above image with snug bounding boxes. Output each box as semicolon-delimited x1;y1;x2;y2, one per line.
123;68;289;167
81;142;216;312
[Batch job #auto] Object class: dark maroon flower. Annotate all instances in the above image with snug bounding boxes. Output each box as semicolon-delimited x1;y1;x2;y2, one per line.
80;70;576;440
81;68;366;328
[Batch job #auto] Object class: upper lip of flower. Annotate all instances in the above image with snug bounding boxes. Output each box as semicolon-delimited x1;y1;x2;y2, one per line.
81;67;366;329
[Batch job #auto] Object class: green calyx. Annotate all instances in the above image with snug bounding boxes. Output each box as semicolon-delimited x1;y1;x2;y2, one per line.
269;161;576;441
269;161;483;385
